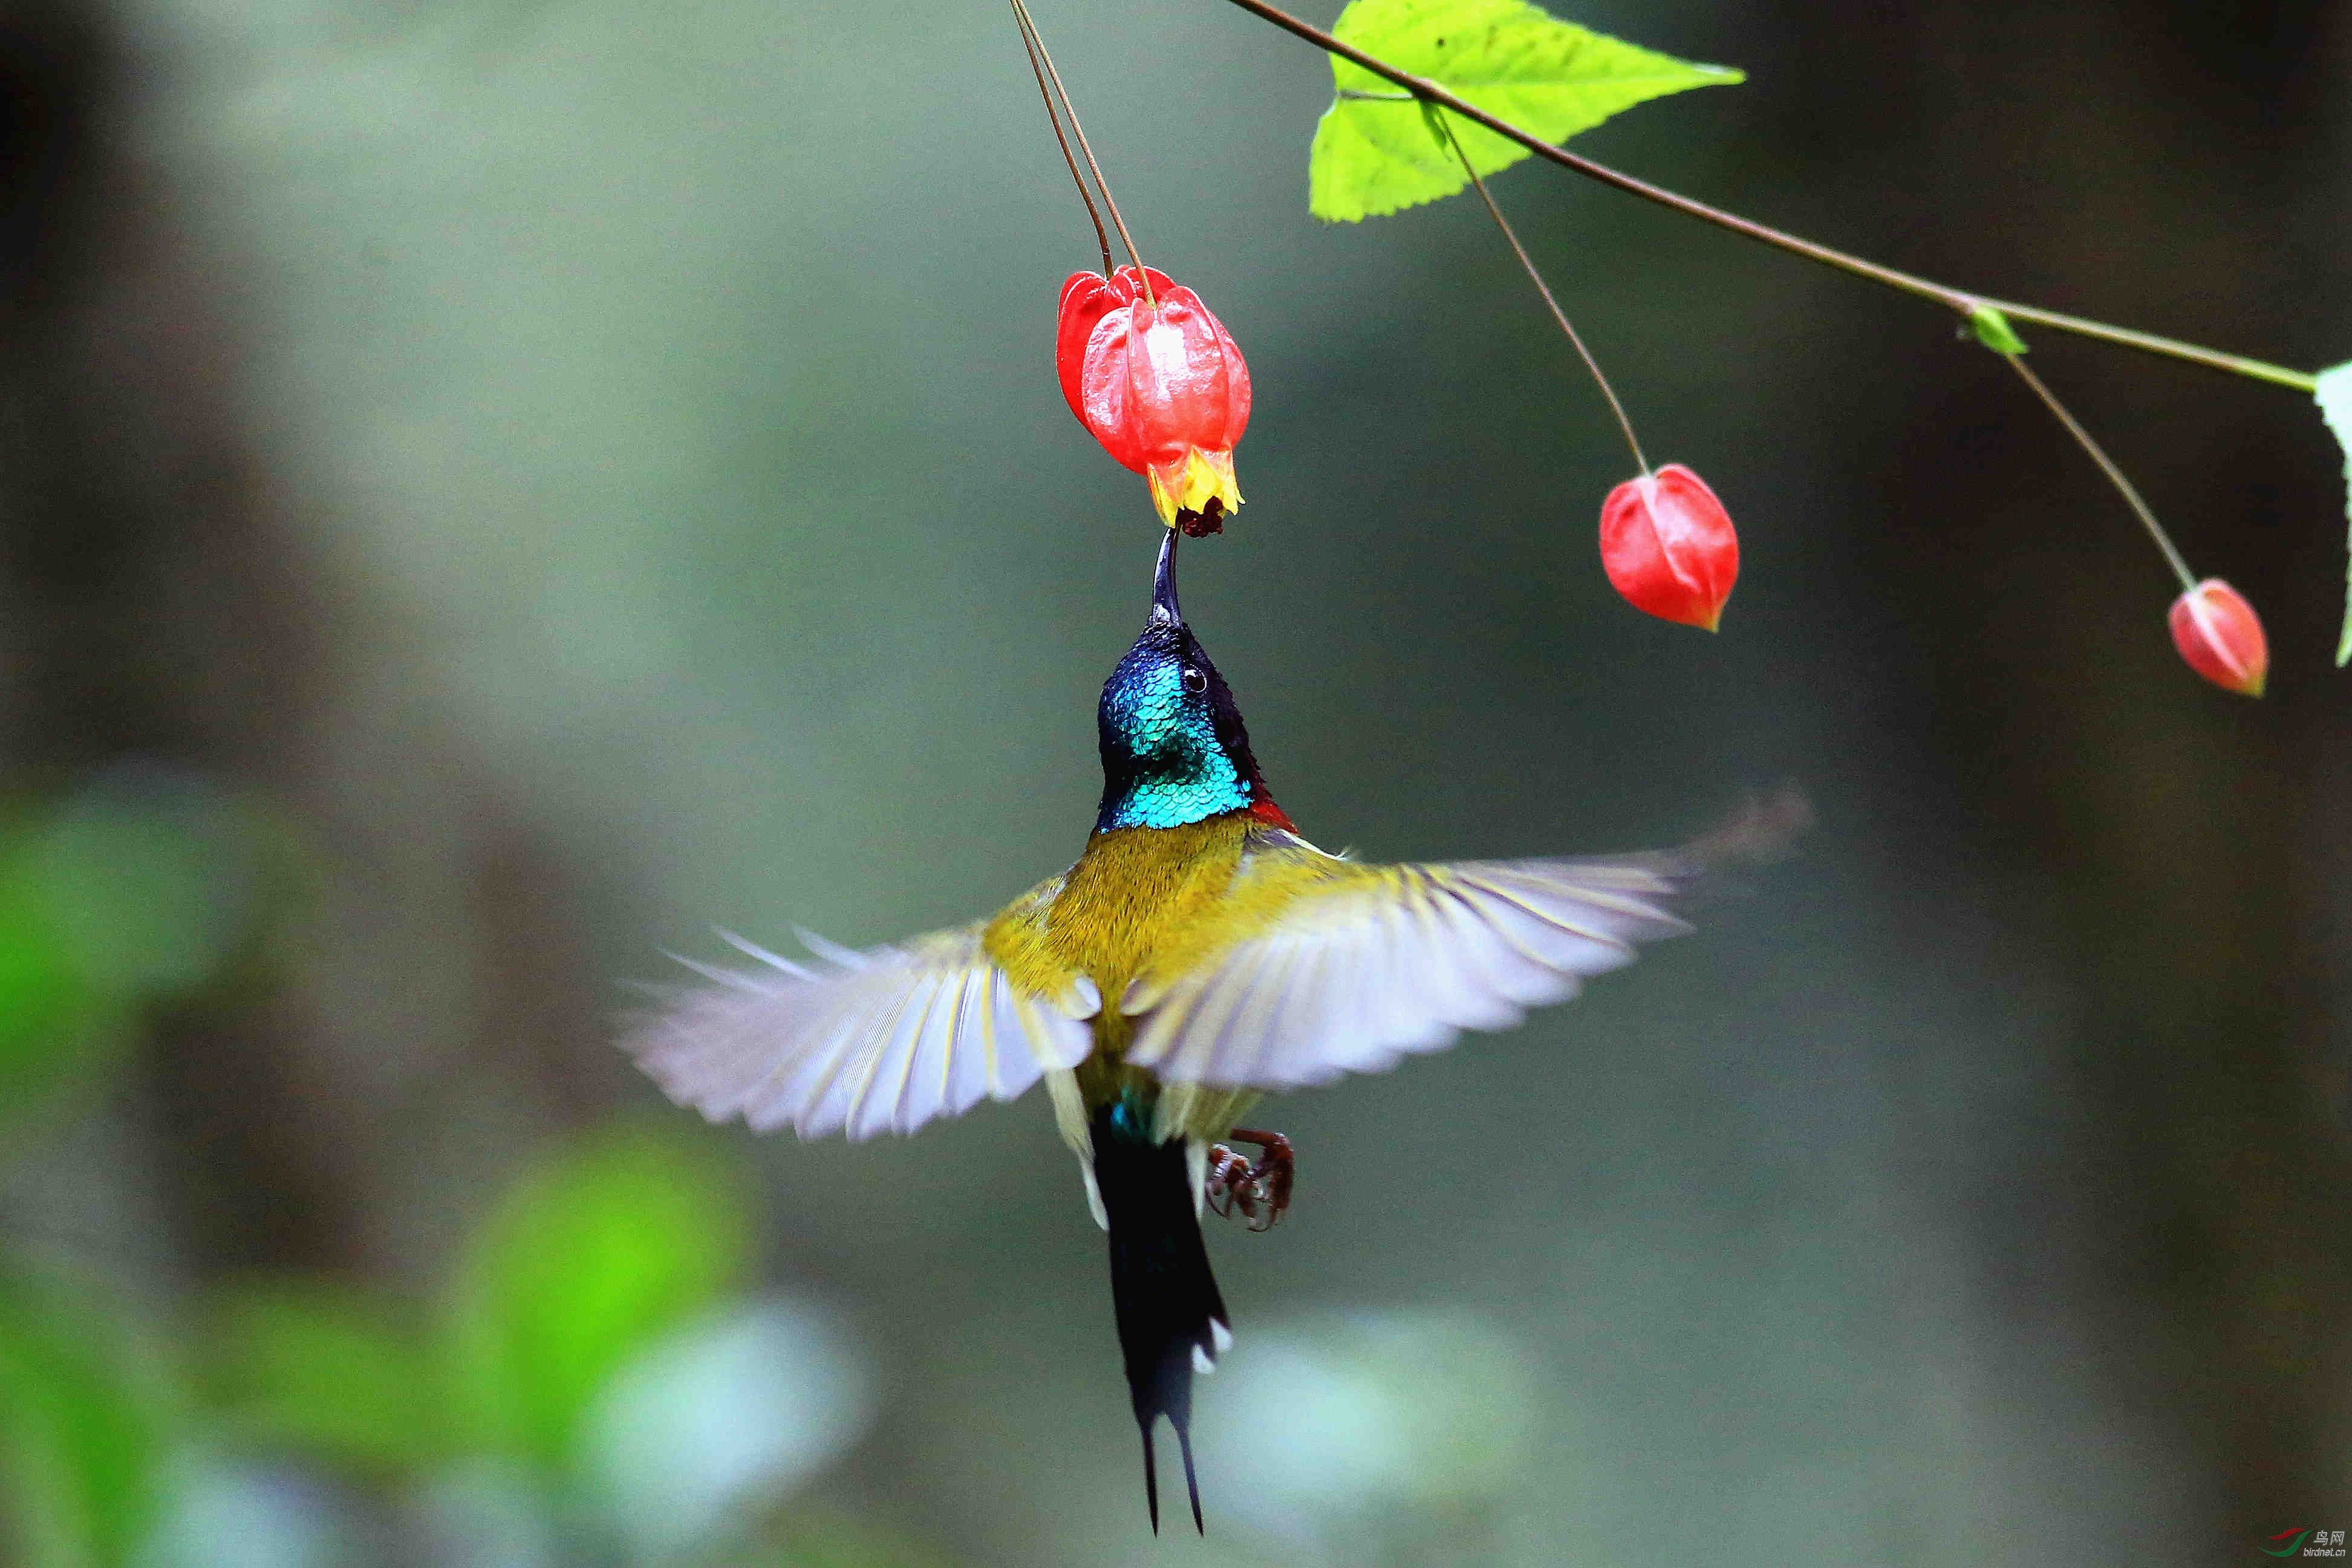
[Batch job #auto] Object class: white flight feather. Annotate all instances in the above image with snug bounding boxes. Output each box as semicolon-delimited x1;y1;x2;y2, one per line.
1126;854;1695;1090
623;926;1092;1142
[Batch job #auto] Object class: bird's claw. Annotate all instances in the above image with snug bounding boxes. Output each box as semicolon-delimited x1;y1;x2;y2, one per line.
1205;1128;1292;1231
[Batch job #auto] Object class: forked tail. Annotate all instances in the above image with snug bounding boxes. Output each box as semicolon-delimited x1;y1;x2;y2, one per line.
1090;1100;1230;1534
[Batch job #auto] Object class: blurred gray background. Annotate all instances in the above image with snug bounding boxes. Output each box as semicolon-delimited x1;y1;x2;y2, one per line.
1;0;2348;1563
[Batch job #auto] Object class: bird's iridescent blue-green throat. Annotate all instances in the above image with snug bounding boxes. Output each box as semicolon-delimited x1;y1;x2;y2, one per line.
627;530;1775;1534
1094;544;1273;832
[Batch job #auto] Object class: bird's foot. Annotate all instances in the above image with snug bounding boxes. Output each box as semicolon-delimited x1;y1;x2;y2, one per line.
1205;1128;1292;1231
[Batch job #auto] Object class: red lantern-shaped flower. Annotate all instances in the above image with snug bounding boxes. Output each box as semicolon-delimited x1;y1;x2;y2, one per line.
2168;577;2267;697
1598;464;1739;631
1057;265;1251;532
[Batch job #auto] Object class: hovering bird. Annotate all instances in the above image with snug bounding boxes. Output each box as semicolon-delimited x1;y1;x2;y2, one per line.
625;531;1785;1532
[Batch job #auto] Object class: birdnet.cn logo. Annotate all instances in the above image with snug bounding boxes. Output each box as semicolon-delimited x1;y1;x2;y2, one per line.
2267;1528;2348;1558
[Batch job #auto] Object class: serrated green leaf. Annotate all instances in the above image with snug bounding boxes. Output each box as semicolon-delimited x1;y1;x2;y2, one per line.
441;1127;753;1471
199;1281;448;1475
2316;362;2352;665
1309;0;1742;223
1967;305;2028;356
0;1267;174;1568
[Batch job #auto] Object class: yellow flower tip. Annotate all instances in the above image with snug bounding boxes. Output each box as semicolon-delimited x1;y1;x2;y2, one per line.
2242;670;2267;699
1172;449;1220;515
1146;466;1180;529
1147;449;1245;529
1200;449;1242;513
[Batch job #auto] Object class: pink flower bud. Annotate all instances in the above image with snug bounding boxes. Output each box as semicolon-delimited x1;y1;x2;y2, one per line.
2168;577;2267;697
1057;266;1251;533
1598;464;1739;631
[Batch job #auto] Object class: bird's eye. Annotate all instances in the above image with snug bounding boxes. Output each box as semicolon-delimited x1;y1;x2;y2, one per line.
1181;666;1207;695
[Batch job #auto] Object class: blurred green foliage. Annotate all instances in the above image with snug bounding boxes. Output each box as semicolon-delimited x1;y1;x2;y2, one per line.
4;1119;907;1566
202;1283;449;1477
0;781;299;1139
0;811;134;1136
0;784;276;1566
445;1127;755;1471
205;1126;756;1482
736;1507;957;1568
0;1266;175;1568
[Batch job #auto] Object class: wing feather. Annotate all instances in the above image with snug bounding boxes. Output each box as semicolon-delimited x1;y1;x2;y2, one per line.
1254;932;1333;1083
1126;846;1699;1091
992;979;1043;1098
1398;876;1499;1033
743;1008;853;1133
716;929;810;975
1172;937;1268;1084
941;968;992;1118
624;924;1093;1142
859;971;939;1140
1430;885;1560;1017
1437;882;1572;1009
807;989;901;1139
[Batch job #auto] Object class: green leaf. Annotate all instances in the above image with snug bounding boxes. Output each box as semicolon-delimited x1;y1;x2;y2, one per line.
0;783;302;1137
199;1281;448;1475
2316;362;2352;664
0;853;122;1138
441;1127;754;1471
1309;0;1742;223
19;796;243;996
1967;304;2028;356
0;1266;174;1568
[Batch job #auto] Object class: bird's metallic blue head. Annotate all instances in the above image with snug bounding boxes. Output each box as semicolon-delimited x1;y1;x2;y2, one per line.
1096;532;1274;834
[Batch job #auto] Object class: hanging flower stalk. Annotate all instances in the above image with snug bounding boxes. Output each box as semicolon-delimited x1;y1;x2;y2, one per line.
1013;0;1253;534
1427;106;1739;631
1993;339;2270;697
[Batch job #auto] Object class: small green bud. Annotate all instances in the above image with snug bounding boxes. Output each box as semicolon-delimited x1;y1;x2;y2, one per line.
1966;304;2028;356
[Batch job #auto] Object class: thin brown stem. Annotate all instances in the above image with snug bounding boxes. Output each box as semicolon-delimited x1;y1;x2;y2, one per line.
1010;0;1111;277
1433;109;1647;475
1009;0;1155;306
1982;300;2317;392
2004;353;2198;593
1219;0;2319;394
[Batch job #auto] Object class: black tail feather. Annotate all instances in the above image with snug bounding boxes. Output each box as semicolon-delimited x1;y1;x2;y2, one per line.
1142;1425;1159;1535
1178;1422;1203;1534
1091;1102;1228;1535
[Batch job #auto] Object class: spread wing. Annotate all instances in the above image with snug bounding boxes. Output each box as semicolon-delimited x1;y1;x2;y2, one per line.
1121;833;1694;1090
624;925;1098;1141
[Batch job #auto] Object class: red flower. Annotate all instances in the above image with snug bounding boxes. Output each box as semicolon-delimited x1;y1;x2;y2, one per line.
1057;265;1251;532
2168;577;2267;697
1598;464;1739;631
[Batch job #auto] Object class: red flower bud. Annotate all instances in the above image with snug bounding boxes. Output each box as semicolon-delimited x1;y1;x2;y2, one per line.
2168;577;2267;697
1598;464;1739;631
1057;265;1251;531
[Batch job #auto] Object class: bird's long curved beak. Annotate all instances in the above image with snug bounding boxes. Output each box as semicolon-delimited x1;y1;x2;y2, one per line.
1149;526;1184;628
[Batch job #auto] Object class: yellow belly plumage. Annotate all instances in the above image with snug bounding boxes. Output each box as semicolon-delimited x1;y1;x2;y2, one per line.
983;810;1280;1148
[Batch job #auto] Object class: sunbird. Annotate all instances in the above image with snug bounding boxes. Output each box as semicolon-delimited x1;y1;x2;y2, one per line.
625;532;1785;1532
